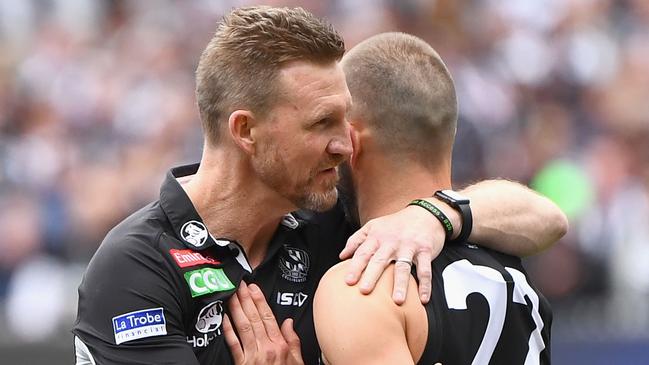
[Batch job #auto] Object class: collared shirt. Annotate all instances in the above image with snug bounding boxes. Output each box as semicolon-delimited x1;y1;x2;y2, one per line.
73;164;353;365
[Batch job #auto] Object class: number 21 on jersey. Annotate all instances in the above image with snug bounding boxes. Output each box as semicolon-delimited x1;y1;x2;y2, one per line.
443;259;546;365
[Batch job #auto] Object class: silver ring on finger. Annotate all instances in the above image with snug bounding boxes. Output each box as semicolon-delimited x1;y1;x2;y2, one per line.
394;257;413;266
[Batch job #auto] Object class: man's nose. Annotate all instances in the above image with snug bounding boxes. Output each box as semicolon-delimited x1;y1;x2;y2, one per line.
326;125;353;159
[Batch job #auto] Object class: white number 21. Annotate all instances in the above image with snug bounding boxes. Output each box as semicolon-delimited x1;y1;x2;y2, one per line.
443;260;546;365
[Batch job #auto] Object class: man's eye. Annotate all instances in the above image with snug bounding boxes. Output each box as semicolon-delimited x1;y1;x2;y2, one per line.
315;118;330;127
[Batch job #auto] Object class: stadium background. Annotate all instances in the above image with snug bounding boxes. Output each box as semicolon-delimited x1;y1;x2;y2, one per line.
0;0;647;363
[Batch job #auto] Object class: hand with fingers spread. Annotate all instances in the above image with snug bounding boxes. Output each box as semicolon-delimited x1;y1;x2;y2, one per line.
223;282;304;365
339;204;450;305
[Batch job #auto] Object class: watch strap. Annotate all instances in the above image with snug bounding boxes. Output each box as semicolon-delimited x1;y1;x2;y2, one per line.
449;201;472;244
434;190;473;244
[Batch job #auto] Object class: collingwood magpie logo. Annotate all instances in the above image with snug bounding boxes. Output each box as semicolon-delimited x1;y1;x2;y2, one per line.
279;246;310;283
181;220;208;248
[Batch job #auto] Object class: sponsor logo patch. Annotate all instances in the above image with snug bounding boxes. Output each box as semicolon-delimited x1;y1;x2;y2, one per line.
181;220;208;248
112;308;166;345
187;332;220;348
276;292;309;307
195;301;224;333
279;246;310;283
184;268;235;297
170;249;220;268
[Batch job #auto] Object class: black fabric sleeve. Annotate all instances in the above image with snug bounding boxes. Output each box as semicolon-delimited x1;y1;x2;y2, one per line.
72;233;198;365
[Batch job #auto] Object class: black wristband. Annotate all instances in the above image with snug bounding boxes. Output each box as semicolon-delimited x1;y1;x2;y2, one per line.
408;199;454;242
434;190;473;244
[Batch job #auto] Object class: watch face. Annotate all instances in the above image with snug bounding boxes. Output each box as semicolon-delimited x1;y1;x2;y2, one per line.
440;190;470;204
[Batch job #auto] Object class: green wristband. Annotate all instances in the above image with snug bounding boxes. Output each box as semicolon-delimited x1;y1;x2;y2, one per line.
408;199;454;241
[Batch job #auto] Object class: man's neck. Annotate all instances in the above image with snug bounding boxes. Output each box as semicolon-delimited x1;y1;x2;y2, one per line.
182;147;295;268
355;158;452;225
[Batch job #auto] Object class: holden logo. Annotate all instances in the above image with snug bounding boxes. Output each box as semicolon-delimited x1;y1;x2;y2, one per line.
195;301;224;334
279;247;310;283
181;221;208;248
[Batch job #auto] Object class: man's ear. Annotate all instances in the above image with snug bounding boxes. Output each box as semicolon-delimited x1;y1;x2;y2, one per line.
228;110;256;155
349;122;362;169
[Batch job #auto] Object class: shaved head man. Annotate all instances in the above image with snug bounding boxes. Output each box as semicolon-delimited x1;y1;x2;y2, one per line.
314;32;556;365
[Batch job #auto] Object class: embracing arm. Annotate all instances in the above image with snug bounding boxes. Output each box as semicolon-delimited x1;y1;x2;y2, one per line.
340;178;568;304
450;179;568;256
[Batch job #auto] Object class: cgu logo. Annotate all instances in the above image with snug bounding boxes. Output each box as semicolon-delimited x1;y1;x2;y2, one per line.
184;268;235;297
276;292;309;307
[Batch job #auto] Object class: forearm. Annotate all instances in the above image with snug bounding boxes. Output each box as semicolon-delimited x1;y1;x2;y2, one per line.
340;179;568;304
430;179;568;256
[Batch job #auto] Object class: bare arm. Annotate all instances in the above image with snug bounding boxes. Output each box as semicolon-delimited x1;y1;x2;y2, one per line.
340;179;568;305
451;179;568;256
314;261;426;365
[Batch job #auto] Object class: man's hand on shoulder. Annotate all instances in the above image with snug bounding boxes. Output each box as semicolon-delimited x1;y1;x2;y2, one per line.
339;207;447;305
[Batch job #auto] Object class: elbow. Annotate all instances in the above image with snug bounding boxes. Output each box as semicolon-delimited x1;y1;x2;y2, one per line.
548;200;569;242
536;206;569;254
555;210;570;240
552;209;570;245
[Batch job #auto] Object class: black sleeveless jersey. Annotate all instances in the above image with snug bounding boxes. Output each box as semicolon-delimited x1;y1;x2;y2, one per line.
417;242;552;365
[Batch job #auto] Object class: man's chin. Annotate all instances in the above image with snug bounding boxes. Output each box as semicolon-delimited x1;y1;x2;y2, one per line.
297;187;339;212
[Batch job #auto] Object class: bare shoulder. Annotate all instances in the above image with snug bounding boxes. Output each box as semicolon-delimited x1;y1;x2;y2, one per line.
319;260;354;282
317;260;395;297
321;260;363;280
314;259;398;328
314;261;428;364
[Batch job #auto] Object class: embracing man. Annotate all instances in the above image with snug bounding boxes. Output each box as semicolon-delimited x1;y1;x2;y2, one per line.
73;7;566;365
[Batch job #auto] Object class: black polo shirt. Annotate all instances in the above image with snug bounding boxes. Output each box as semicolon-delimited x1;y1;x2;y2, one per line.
72;163;353;365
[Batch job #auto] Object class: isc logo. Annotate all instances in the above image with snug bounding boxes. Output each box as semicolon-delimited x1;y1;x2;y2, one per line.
276;292;308;307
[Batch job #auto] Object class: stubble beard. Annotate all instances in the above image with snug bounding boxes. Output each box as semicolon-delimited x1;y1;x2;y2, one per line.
252;142;339;212
296;177;339;212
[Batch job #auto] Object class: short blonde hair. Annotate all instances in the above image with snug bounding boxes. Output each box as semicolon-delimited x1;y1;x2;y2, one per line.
196;6;345;145
342;32;458;169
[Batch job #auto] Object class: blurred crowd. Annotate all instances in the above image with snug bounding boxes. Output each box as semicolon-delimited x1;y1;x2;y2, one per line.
0;0;647;345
